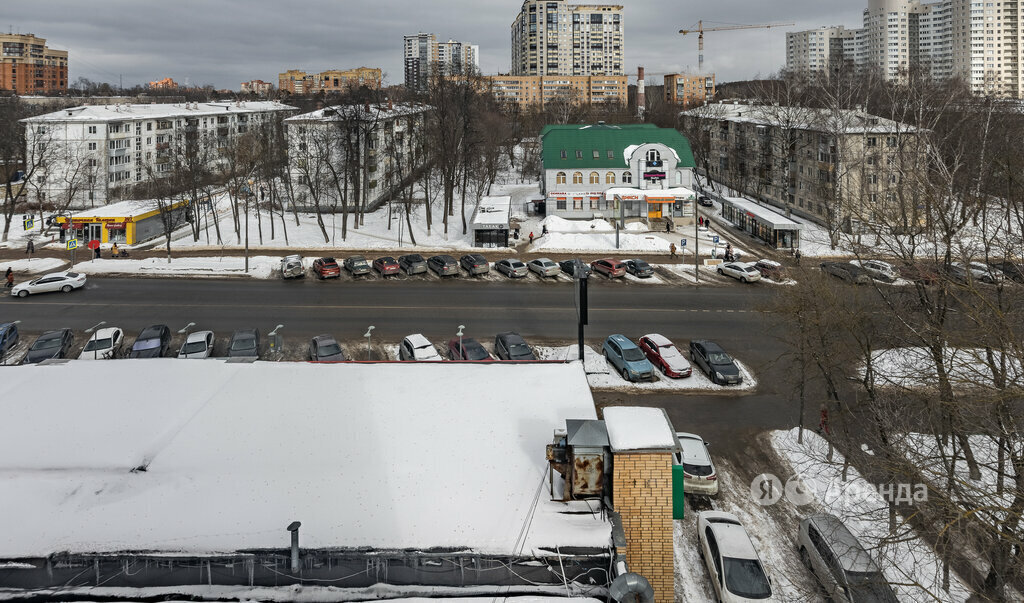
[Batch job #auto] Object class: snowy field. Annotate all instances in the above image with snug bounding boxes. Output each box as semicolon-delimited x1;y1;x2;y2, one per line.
0;257;66;274
68;255;283;279
868;346;1022;389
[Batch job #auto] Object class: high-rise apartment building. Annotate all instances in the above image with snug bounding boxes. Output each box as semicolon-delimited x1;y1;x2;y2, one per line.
511;0;624;77
0;33;68;95
403;33;480;91
787;0;1024;98
785;27;859;74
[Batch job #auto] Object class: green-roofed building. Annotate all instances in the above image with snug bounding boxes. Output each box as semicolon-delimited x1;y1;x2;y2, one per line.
539;122;698;221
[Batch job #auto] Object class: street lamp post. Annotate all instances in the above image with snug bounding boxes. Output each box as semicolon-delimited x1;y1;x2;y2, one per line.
456;325;465;359
177;322;195;336
269;324;284;357
1;320;20;365
364;326;375;360
85;320;107;360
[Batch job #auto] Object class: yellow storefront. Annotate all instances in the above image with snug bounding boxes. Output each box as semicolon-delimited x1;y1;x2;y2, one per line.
55;199;190;246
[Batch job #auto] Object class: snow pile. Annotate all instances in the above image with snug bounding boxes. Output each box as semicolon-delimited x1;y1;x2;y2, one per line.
0;360;609;557
772;428;973;601
532;232;673;253
70;256;281;279
0;257;66;274
603;406;676;451
540;215;614;233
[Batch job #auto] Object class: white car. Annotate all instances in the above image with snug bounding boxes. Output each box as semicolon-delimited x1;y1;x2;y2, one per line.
674;432;718;496
399;334;442;361
698;511;774;602
718;262;761;283
78;327;124;360
178;330;215;359
528;258;560;277
11;271;87;298
859;259;898;282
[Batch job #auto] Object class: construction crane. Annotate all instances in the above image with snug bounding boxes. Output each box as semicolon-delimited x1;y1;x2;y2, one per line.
678;20;795;72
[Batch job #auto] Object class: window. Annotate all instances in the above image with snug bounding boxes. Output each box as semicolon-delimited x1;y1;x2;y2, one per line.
573;197;583;210
87;126;96;134
622;171;632;183
575;149;583;159
676;171;683;185
592;149;600;159
146;122;152;131
867;137;877;147
607;149;614;159
556;171;567;184
88;142;96;151
573;171;583;184
589;172;599;184
560;149;567;159
556;198;567;210
606;171;615;184
646;149;661;163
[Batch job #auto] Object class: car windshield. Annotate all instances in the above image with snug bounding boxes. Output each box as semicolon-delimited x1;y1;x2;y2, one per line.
723;557;772;599
133;338;161;351
508;343;532;358
318;342;343;356
659;344;681;358
182;341;208;354
622;348;645;362
231;337;256;351
708;352;733;364
846;571;897;601
465;343;489;360
407;255;423;262
634;261;649;269
83;338;112;351
32;337;62;350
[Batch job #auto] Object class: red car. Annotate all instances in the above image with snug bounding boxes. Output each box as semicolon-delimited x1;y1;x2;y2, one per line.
638;333;693;378
312;257;341;279
591;258;627;278
373;256;400;276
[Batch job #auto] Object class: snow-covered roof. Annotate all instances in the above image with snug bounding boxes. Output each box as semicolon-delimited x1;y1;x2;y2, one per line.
722;197;803;230
471;196;512;228
23;101;297;122
603;187;695;200
285;102;430;123
0;360;609;557
69;199;170;219
623;143;681;165
602;406;676;452
682;103;919;134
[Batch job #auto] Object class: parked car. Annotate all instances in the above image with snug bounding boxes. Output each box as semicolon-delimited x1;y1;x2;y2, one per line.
11;271;87;298
447;336;490;360
428;254;459;276
638;333;692;378
675;432;718;496
558;258;591;278
309;334;346;361
494;332;536;361
992;260;1024;283
227;328;260;358
528;257;560;277
343;255;371;275
591;258;627;278
754;259;785;281
859;259;898;282
718;262;761;283
697;511;774;602
312;257;341;279
372;256;401;276
697;193;714;207
820;262;870;285
399;334;442;361
625;258;654;278
128;324;171;359
496;258;529;278
79;327;124;360
22;328;74;364
900;262;940;286
798;514;898;603
602;334;655;382
460;253;490;275
690;340;742;385
0;322;20;360
398;254;428;275
178;330;215;359
951;261;1003;284
280;254;304;279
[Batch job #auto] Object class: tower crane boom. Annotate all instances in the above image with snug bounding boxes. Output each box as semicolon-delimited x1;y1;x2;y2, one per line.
678;20;795;72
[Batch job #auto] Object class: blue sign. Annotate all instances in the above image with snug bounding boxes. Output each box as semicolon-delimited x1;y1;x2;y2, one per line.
680;239;687;247
712;236;720;244
23;217;34;231
66;239;79;251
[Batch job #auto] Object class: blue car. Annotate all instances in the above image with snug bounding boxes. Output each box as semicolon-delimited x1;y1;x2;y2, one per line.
602;334;655;382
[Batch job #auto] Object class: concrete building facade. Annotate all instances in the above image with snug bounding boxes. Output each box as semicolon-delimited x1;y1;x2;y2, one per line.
511;0;624;77
663;73;716;106
786;27;860;74
466;73;626;107
22;101;297;208
240;79;273;95
0;33;68;95
278;67;382;95
403;33;480;91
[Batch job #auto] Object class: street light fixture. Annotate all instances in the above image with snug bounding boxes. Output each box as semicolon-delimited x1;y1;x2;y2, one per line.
1;320;20;366
177;321;195;335
85;320;107;360
364;326;375;360
456;324;465;360
269;324;284;356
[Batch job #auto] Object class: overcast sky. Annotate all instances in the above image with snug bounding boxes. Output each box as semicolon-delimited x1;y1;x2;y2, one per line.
12;0;864;90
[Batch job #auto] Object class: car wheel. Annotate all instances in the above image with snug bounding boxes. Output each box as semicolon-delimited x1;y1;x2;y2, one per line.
17;290;28;298
717;268;723;275
621;368;630;382
740;277;747;283
61;285;73;293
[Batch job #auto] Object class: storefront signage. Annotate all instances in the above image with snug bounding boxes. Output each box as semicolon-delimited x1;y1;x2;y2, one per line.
643;171;666;182
105;222;126;229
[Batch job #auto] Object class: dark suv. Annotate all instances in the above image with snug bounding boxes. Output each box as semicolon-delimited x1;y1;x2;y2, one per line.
428;255;459;276
228;328;261;358
689;340;741;385
128;324;171;359
494;332;536;361
460;254;490;276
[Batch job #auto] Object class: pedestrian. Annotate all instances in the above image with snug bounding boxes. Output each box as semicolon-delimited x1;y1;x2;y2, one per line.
669;243;677;258
711;246;717;259
818;404;831;436
542;224;548;236
4;267;13;289
25;239;34;254
513;228;520;241
529;231;534;244
795;248;801;266
111;242;119;258
665;220;672;233
94;246;101;260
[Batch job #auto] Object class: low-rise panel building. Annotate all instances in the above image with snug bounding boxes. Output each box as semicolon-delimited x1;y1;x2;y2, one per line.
467;74;627;108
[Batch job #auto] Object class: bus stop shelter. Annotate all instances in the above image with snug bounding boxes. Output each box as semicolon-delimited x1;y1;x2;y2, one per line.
720;196;802;250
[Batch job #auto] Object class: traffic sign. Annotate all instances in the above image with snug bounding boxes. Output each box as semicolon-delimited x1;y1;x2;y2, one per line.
87;239;100;250
712;236;720;244
23;217;33;230
66;239;79;251
680;239;687;247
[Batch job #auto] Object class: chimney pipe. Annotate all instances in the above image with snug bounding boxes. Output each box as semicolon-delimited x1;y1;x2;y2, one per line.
287;521;301;574
636;66;646;119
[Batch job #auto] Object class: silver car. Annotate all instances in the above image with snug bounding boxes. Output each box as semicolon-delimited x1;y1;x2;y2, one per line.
496;258;528;278
674;432;718;496
178;330;215;359
528;258;560;277
798;514;898;602
860;260;898;282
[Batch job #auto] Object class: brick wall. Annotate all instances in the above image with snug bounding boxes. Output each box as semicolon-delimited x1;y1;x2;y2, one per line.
612;451;674;603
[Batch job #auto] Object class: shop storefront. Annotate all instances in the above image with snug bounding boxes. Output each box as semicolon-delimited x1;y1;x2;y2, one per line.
470;195;512;248
55;199;191;246
603;187;697;221
720;196;802;250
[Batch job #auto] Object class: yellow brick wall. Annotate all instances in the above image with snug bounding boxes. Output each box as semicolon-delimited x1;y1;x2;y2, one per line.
612;451;674;603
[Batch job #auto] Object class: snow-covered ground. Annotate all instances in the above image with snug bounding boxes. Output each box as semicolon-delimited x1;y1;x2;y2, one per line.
868;346;1022;389
0;257;66;274
772;428;974;602
68;255;282;279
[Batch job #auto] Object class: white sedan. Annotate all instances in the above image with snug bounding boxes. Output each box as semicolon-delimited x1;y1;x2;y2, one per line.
11;271;87;298
178;330;215;359
717;262;761;283
698;511;775;602
78;327;124;360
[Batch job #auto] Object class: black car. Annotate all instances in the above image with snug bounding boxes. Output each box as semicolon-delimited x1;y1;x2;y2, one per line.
448;336;490;360
625;258;654;278
22;328;74;364
398;254;427;275
343;255;371;275
494;332;537;361
558;258;591;278
428;254;459;276
128;324;171;359
689;340;742;385
820;261;870;285
309;334;346;361
460;254;490;275
697;194;714;207
992;261;1024;283
228;328;261;358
